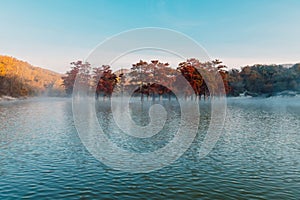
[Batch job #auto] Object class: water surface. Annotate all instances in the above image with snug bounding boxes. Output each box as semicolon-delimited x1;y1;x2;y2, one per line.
0;97;299;199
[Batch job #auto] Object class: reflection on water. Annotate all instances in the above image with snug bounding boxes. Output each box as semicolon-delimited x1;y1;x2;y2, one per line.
0;97;299;199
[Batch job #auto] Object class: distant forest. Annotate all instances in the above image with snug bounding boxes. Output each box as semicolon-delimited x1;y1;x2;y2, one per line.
0;56;64;97
227;63;300;97
62;59;300;100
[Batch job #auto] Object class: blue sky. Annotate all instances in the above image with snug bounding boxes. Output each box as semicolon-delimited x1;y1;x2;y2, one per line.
0;0;300;73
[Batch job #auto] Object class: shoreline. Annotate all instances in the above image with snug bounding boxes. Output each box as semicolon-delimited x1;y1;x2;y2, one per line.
0;92;299;102
0;95;28;102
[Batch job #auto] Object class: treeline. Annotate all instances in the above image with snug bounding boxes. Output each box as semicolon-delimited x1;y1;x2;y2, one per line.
0;55;65;97
63;59;300;100
227;64;300;97
3;55;298;99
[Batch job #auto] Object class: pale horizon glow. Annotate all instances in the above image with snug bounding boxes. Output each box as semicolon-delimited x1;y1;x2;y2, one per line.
0;0;300;73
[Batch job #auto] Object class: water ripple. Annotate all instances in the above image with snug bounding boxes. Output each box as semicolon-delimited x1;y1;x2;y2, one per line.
0;97;299;199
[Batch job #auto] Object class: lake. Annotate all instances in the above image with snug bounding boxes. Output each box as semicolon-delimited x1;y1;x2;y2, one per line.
0;97;299;199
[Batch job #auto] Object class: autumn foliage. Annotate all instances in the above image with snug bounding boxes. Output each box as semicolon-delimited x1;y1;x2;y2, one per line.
0;55;64;97
2;54;299;99
62;58;231;100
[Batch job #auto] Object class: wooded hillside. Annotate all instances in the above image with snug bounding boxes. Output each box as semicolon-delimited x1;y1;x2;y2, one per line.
0;55;64;97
